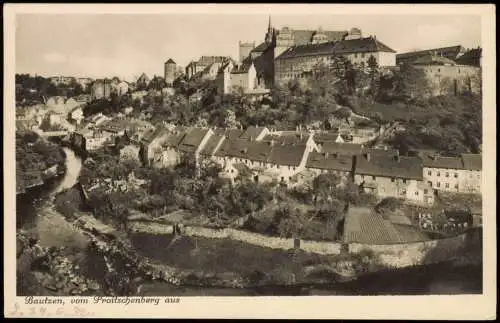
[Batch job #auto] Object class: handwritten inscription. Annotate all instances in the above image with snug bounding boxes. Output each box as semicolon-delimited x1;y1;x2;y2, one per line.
8;296;181;317
8;302;95;317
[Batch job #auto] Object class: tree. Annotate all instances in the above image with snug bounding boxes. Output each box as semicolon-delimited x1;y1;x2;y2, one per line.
394;63;431;99
312;173;341;205
367;55;381;98
148;76;166;91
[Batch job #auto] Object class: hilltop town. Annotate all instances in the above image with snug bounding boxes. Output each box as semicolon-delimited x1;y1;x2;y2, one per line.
15;18;483;296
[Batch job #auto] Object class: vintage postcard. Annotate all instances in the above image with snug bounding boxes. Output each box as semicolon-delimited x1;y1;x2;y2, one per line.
3;3;496;319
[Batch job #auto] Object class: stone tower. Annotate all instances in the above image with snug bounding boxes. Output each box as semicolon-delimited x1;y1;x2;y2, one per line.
164;58;176;86
274;26;294;58
238;41;256;63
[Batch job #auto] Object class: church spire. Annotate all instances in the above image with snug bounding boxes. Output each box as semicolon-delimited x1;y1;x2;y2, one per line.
268;15;272;31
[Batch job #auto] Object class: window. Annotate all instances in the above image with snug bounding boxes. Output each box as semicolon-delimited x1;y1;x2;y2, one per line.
437;172;440;177
372;176;376;180
445;172;449;177
438;68;441;72
391;178;395;182
402;179;407;184
415;191;419;196
428;181;432;187
445;183;449;188
437;182;441;188
454;184;459;189
454;173;458;178
424;189;428;194
428;171;432;176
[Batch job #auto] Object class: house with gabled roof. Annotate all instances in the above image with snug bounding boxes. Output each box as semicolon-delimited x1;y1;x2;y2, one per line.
306;151;354;185
354;151;434;205
420;151;482;194
212;131;317;185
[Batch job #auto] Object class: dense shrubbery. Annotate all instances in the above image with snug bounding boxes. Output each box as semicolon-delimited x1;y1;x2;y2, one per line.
16;131;66;172
15;74;87;106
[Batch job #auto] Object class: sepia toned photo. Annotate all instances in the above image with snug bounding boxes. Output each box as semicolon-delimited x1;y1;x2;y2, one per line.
4;3;496;319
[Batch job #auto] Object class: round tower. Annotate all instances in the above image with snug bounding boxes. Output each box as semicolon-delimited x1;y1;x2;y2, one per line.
164;58;177;86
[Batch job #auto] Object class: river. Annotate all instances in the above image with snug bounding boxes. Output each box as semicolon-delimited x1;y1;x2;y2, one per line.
17;146;483;296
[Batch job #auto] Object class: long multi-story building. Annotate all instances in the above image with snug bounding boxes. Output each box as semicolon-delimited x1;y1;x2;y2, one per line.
235;17;396;87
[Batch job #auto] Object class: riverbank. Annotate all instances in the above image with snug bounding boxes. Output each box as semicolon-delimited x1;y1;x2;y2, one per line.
23;182;483;295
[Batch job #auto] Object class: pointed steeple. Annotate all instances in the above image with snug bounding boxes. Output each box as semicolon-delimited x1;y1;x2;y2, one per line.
265;15;274;45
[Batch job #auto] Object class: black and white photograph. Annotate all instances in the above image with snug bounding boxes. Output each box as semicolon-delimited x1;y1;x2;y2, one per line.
4;3;496;320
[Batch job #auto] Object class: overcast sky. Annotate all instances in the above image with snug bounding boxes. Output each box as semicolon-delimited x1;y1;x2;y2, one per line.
16;13;482;82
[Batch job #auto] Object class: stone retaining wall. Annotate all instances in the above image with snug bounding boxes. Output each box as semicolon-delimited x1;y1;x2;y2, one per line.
128;221;481;265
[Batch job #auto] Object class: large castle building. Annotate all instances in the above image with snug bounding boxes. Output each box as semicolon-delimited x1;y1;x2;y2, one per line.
237;17;397;87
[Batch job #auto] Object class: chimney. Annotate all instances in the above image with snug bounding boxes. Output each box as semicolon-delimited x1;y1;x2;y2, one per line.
300;132;303;140
269;139;275;146
324;152;329;159
394;155;400;162
365;152;371;161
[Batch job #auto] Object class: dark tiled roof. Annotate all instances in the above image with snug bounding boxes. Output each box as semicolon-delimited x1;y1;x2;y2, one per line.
162;131;186;148
306;151;354;172
231;57;254;74
355;154;423;180
362;147;399;157
412;54;457;66
165;58;176;64
268;143;307;167
252;42;271;53
396;45;464;60
262;133;309;145
213;128;244;140
288;29;348;46
322;142;363;155
332;37;396;54
97;118;131;133
419;152;463;170
214;139;272;163
277;42;337;60
461;154;482;171
239;126;268;140
455;48;482;66
200;134;225;156
178;128;210;153
142;126;169;143
198;56;230;66
313;131;341;144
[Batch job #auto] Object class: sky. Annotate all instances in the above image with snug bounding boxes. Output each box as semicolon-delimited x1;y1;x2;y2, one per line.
16;13;482;82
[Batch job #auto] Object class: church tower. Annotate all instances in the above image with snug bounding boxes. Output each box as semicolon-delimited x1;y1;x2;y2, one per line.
264;15;275;45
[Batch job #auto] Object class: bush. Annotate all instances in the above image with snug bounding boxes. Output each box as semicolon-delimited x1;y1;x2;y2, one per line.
375;197;404;214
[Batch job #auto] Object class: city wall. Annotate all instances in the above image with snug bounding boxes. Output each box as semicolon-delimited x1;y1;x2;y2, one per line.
128;220;481;266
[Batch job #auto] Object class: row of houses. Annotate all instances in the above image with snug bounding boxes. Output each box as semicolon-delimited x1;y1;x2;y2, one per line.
72;121;481;206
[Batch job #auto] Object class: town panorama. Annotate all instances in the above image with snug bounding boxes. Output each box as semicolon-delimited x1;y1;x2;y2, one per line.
16;15;483;297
